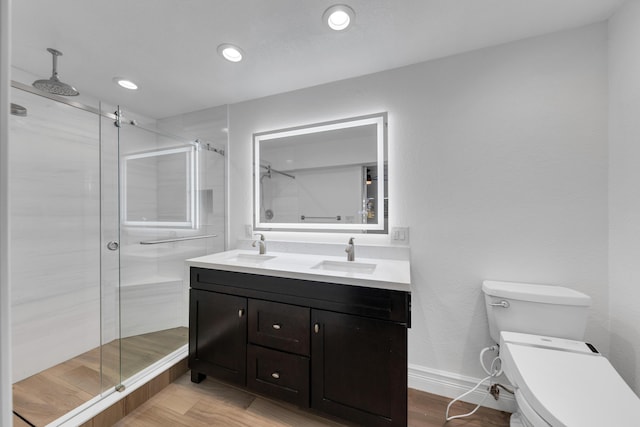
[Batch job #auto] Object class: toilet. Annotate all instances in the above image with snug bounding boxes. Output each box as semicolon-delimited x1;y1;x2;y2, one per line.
482;280;640;427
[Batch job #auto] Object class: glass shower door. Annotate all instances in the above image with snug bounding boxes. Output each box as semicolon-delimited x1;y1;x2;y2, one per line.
116;110;225;385
100;106;123;394
10;87;121;426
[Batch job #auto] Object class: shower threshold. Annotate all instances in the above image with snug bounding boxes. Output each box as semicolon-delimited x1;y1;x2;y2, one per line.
12;327;188;427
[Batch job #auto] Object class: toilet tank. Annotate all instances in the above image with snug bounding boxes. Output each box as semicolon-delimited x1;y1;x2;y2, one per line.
482;280;591;343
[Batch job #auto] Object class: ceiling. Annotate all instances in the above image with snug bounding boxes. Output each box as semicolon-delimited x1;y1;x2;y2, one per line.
11;0;624;119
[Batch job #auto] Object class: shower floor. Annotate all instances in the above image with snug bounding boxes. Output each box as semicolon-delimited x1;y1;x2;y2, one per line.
12;327;188;427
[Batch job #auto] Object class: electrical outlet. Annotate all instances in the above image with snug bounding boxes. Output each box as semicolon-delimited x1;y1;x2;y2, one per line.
245;224;253;238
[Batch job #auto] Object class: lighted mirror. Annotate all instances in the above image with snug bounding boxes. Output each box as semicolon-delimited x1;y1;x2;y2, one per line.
253;113;387;233
122;146;197;227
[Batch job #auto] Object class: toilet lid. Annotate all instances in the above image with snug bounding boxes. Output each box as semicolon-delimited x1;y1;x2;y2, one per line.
502;337;640;426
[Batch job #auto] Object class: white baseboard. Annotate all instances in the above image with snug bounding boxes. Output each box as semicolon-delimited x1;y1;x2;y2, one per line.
408;363;517;413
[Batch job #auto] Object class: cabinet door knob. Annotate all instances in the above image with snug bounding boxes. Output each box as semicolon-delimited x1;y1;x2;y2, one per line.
314;323;319;333
238;308;244;318
272;323;281;330
271;372;280;379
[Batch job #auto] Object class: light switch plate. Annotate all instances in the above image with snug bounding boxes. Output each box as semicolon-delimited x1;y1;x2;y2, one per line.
391;227;409;244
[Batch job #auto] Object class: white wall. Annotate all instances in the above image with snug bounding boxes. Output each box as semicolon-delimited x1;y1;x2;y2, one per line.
228;23;610;390
609;0;640;394
1;0;13;423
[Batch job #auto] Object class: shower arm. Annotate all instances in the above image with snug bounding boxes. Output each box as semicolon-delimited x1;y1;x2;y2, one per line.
50;50;59;79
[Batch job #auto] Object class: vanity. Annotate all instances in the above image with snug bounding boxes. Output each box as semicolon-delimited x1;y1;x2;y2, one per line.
186;249;411;427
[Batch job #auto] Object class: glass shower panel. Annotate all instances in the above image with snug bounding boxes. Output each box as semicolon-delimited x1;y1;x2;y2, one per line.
117;115;224;383
9;87;117;425
100;107;122;393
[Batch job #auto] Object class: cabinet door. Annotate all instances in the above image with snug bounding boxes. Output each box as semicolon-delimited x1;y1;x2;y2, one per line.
189;290;247;385
311;310;407;427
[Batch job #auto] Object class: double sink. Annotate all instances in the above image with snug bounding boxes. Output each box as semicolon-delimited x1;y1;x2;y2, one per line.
186;249;411;292
222;253;377;275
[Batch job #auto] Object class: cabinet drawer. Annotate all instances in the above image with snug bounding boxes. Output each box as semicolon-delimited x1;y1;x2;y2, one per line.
247;344;309;407
248;299;310;356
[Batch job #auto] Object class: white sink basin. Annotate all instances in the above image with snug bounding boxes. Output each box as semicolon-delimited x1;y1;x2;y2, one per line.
311;260;377;274
223;253;277;263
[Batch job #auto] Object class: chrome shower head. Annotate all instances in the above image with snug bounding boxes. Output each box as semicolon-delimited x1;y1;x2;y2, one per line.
32;48;79;96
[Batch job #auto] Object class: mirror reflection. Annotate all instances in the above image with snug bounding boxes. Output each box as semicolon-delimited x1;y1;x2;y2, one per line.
123;146;197;227
254;113;387;233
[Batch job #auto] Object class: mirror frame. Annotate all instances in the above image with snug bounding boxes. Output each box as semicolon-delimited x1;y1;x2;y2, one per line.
121;145;198;228
253;112;387;233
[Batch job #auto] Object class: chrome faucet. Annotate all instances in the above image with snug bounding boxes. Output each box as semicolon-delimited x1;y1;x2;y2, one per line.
252;233;267;254
345;237;355;261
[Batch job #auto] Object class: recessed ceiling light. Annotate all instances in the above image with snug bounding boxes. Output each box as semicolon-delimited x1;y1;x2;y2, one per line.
217;44;244;62
323;4;355;31
113;77;138;90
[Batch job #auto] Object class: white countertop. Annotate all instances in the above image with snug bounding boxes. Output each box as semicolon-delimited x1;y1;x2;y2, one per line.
186;249;411;292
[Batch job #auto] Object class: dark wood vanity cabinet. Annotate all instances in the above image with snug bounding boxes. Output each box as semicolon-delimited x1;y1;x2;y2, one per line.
188;267;410;427
189;290;247;385
311;309;408;426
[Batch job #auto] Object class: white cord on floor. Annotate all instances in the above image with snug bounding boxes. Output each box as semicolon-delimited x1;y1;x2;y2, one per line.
445;346;502;421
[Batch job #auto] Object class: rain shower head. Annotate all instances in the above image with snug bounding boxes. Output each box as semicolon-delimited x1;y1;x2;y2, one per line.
32;48;79;96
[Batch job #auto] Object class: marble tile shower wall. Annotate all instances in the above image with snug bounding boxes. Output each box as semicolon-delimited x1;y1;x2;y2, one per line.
157;104;227;254
261;166;363;224
119;130;193;338
10;88;103;382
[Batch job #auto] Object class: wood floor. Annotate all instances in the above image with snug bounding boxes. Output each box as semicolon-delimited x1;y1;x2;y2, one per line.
12;327;188;427
116;373;511;427
12;325;510;427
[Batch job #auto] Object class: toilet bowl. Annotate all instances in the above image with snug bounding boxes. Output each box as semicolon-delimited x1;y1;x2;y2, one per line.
482;280;640;426
500;331;640;426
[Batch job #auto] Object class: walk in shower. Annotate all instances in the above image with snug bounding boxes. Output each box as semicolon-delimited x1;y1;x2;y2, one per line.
9;82;226;426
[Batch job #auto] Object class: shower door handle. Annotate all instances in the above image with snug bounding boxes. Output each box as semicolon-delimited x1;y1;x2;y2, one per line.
106;241;119;251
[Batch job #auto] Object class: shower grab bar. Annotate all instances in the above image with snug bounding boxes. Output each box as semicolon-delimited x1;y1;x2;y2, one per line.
139;234;217;245
300;215;341;221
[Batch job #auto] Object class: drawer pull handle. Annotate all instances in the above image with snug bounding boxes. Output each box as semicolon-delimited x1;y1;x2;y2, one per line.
238;309;244;318
314;323;319;334
272;323;281;330
271;372;280;379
